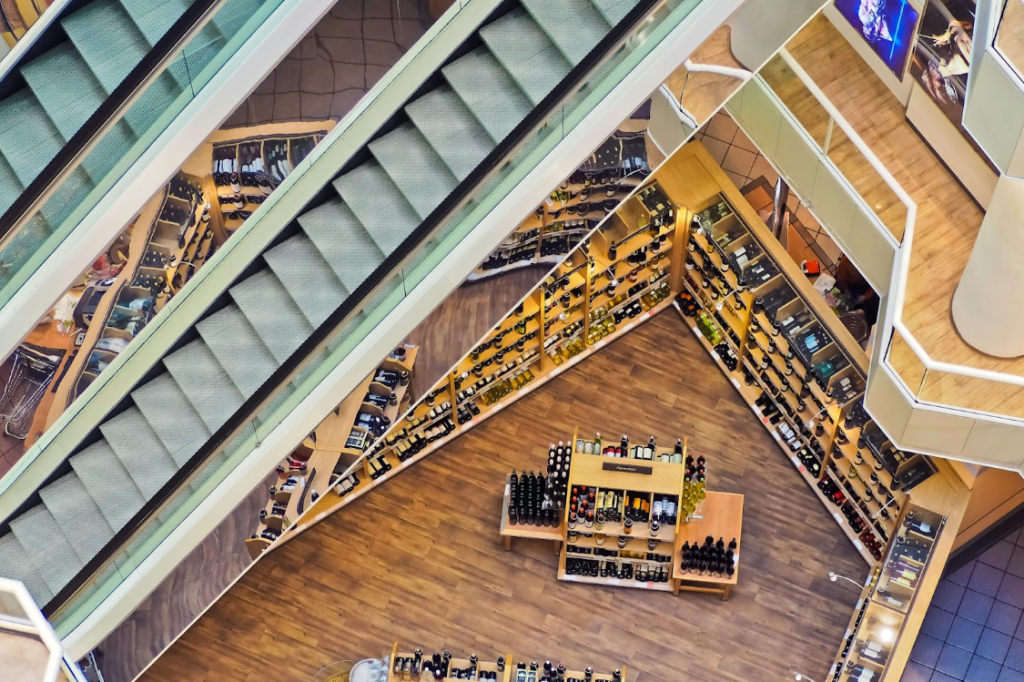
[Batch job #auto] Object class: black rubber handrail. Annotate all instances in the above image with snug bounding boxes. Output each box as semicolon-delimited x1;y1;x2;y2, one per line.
0;0;224;239
41;0;663;617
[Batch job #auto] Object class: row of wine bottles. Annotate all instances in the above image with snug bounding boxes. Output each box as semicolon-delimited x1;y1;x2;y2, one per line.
564;557;671;583
391;649;622;682
679;536;736;577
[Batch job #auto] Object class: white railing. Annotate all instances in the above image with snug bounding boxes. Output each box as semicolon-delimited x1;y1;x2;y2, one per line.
0;577;66;682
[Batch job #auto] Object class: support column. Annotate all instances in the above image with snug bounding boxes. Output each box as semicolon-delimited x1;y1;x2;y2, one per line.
951;174;1024;357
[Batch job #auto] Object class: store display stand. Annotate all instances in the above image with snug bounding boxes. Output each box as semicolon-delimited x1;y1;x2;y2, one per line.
673;491;742;600
385;643;625;682
499;473;564;553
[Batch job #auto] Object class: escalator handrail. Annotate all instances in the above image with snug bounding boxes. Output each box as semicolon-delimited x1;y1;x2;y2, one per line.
41;0;664;617
0;0;225;243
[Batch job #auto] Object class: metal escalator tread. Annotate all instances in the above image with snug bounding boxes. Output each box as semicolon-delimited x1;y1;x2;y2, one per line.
131;372;211;465
297;199;385;294
99;407;180;497
62;0;150;93
229;268;313;364
38;167;96;231
39;473;116;565
180;22;224;68
591;0;642;25
123;71;184;138
80;120;137;184
0;91;65;187
119;0;195;46
210;0;263;34
70;440;147;530
333;162;420;256
0;154;24;216
0;535;53;604
162;340;245;432
480;8;571;106
195;305;279;398
442;47;532;143
405;85;495;183
9;505;84;595
20;43;108;141
263;234;349;328
520;0;612;65
368;122;458;221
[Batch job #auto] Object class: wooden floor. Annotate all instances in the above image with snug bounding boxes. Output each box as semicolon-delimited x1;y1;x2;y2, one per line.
664;25;747;124
402;265;549;403
96;266;550;682
139;311;868;682
784;16;1024;417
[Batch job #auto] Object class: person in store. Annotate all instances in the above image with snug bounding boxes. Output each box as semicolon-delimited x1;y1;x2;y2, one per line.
835;255;878;328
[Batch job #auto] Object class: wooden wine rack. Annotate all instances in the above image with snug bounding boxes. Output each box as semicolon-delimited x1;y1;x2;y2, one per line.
385;642;625;682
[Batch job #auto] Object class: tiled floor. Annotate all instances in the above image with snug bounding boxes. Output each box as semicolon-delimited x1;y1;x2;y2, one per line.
903;526;1024;681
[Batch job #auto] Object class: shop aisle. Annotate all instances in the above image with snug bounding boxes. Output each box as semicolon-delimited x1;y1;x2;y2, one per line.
138;311;868;682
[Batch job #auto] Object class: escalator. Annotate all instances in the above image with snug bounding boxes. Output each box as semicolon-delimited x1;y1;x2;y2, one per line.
0;0;727;646
0;0;269;307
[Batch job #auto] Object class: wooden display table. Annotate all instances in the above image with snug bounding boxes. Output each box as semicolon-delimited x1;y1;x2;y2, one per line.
672;491;744;600
499;474;564;552
385;643;624;682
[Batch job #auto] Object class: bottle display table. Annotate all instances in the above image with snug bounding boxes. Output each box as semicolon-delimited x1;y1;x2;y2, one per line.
673;491;743;600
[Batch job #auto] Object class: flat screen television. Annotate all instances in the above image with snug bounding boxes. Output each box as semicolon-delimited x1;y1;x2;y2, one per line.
834;0;920;78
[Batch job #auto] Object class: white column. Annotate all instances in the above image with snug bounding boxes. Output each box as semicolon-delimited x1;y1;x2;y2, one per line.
951;173;1024;357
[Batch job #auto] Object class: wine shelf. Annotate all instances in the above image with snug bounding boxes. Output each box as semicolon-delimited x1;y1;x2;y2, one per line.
385;643;625;682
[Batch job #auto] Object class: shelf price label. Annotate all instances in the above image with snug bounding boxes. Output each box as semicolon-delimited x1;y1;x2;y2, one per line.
833;512;844;526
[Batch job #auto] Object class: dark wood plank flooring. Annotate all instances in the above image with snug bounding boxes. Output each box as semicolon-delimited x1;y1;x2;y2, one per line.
139;311;868;682
97;267;549;682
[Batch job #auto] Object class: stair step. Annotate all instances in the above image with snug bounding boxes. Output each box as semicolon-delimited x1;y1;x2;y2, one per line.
333;162;420;255
229;269;312;364
0;154;24;217
99;407;179;497
39;168;95;231
21;43;107;141
131;372;211;465
0;535;53;605
180;22;225;69
80;120;137;184
0;217;53;286
0;90;66;186
123;71;183;138
119;0;194;45
163;339;245;432
70;440;146;531
196;306;279;398
368;122;458;221
405;85;495;182
39;473;115;565
520;0;611;65
62;0;150;93
591;0;641;25
9;505;84;595
297;199;386;294
442;47;532;143
480;8;571;105
210;0;262;34
263;234;348;328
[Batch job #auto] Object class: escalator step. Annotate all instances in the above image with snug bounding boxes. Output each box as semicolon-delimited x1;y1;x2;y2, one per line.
0;154;24;217
229;268;313;364
39;473;116;565
80;120;137;185
442;47;532;143
210;0;263;35
38;168;95;231
20;43;107;141
263;233;349;328
480;7;571;106
99;406;180;497
123;71;184;138
162;339;245;432
195;306;279;398
62;0;150;93
9;505;84;595
0;535;53;604
333;162;420;255
297;199;386;294
405;85;495;182
131;372;211;465
0;90;65;187
591;0;642;26
368;122;458;221
70;440;147;530
119;0;195;46
520;0;612;65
